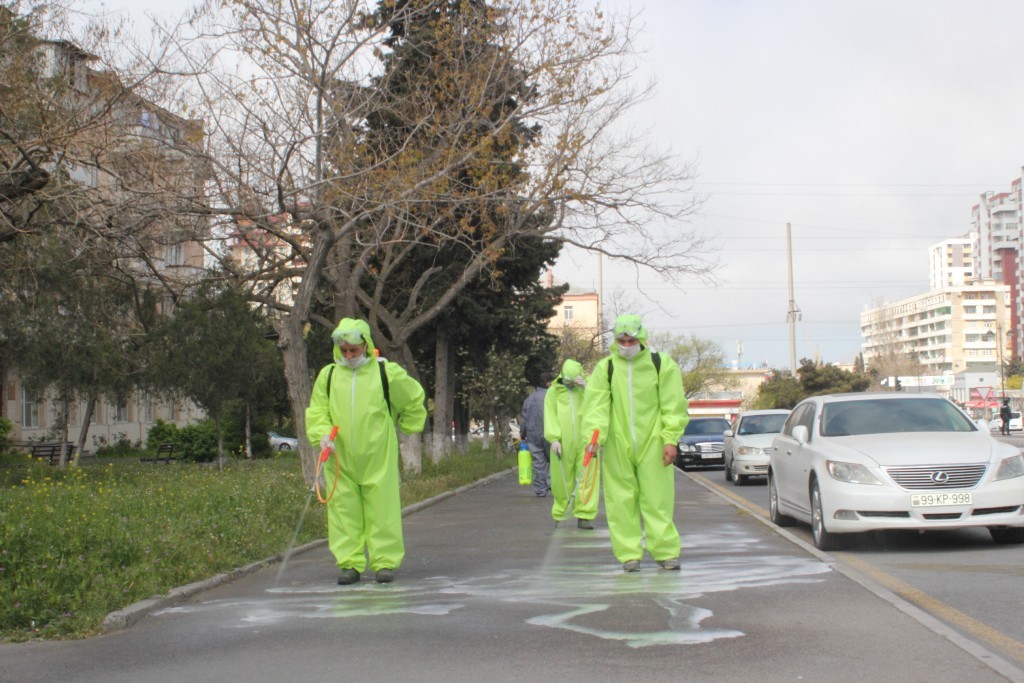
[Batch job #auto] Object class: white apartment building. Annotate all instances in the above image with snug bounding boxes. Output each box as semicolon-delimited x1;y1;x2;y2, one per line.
928;234;975;289
971;174;1023;357
860;282;1011;376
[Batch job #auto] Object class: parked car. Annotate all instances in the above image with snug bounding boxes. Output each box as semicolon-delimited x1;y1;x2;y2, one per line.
675;417;731;470
723;409;790;485
1009;411;1023;432
768;393;1024;550
268;431;300;451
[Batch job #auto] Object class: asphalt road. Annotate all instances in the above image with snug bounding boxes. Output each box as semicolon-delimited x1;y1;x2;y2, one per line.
2;469;1022;683
699;432;1024;673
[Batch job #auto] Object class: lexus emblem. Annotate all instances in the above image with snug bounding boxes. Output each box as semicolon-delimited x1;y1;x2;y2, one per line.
932;471;950;484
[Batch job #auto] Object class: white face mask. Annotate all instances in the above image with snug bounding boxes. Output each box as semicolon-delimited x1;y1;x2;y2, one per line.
341;354;370;369
617;344;641;360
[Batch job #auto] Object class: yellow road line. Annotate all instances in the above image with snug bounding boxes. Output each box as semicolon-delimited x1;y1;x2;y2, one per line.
838;552;1024;665
696;473;1024;666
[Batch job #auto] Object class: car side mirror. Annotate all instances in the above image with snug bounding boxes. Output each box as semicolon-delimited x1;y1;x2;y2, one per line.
791;425;809;444
723;429;733;437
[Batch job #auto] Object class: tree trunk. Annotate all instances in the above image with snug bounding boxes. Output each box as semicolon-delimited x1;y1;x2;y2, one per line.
60;389;72;466
244;402;253;459
278;225;335;486
215;415;225;471
74;396;96;468
400;431;422;474
430;329;451;463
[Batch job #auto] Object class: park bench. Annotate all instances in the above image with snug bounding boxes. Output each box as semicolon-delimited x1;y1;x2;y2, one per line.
30;442;76;466
141;442;177;463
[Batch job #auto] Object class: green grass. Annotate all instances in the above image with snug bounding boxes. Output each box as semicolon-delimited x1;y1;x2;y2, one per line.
0;446;515;641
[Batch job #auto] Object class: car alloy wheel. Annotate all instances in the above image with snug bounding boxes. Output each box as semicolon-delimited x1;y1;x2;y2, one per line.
279;443;291;450
731;461;746;486
768;472;795;527
724;459;733;481
810;480;841;551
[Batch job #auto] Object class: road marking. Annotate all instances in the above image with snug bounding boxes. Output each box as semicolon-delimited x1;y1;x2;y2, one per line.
689;471;1024;673
837;552;1024;665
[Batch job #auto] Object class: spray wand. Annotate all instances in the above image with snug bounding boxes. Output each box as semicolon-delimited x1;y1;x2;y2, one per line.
563;429;600;518
314;425;341;503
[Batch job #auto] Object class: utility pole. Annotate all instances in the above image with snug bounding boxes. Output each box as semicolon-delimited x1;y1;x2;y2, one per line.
786;223;800;377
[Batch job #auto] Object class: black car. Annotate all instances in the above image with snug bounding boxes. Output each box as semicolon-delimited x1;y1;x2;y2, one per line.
675;417;730;470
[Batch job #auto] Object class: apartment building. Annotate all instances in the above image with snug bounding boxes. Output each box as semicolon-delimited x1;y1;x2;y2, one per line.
2;36;207;449
545;271;602;349
971;173;1023;357
860;282;1012;376
928;235;975;289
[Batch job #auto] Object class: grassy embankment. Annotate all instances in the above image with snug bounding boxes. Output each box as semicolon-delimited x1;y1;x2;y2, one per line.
0;445;515;641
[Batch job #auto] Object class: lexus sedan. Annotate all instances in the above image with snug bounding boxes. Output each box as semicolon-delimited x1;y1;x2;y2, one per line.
769;393;1024;550
676;417;731;470
723;409;790;485
268;431;300;451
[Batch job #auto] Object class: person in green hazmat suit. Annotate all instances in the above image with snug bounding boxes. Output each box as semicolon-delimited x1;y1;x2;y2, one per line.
544;359;599;529
580;314;689;572
306;318;427;585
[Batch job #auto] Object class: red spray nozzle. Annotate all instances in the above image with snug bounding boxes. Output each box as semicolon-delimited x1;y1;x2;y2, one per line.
319;425;339;463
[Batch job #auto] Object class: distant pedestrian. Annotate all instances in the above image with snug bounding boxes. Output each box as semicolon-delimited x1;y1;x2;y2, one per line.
581;314;689;572
1000;399;1012;436
306;318;427;586
544;359;598;528
520;373;553;497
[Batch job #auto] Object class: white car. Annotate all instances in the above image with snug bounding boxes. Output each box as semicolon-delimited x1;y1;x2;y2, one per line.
769;393;1024;550
268;431;300;451
723;409;790;485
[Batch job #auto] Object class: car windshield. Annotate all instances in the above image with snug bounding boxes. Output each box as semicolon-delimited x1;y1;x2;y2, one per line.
737;414;788;435
820;398;977;436
684;419;730;436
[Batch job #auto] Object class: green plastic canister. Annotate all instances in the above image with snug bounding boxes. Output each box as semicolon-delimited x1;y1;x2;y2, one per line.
517;441;532;485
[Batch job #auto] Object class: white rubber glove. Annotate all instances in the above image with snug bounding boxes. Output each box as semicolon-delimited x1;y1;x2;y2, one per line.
551;441;562;457
320;434;336;453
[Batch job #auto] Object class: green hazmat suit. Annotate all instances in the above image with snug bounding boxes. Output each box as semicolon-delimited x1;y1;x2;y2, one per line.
305;318;427;573
544;359;599;522
580;315;689;564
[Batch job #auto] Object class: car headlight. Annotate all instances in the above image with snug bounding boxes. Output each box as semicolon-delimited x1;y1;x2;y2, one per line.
737;446;764;455
994;453;1024;481
826;460;882;485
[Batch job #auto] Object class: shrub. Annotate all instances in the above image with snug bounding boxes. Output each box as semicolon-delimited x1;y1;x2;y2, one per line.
0;417;12;453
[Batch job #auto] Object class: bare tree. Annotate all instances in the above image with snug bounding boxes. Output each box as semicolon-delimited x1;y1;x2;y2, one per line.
140;0;712;479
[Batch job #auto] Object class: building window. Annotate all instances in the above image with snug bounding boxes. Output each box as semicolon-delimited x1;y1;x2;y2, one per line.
564;306;574;321
114;399;129;422
22;389;41;428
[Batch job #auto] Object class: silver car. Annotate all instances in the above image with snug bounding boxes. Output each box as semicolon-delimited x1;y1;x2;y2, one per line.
268;431;300;451
723;409;790;485
769;393;1024;550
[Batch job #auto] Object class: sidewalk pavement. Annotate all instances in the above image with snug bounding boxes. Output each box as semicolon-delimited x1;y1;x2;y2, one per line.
1;469;1019;683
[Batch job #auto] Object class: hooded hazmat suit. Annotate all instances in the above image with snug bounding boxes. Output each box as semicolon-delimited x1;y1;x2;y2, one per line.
544;359;599;523
580;314;689;565
306;318;426;574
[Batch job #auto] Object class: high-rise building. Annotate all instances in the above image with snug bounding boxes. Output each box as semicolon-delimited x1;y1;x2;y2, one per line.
928;235;975;289
971;172;1023;357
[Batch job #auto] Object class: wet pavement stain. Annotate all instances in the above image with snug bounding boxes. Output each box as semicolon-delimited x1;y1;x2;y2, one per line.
156;524;830;648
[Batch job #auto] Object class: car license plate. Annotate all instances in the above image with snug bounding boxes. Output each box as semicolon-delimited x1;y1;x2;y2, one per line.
700;453;720;460
910;492;972;507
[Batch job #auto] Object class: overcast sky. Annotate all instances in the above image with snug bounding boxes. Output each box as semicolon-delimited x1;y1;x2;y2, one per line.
90;0;1024;369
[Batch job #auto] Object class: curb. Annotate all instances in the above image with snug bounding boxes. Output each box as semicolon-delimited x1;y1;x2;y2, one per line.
102;468;514;633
